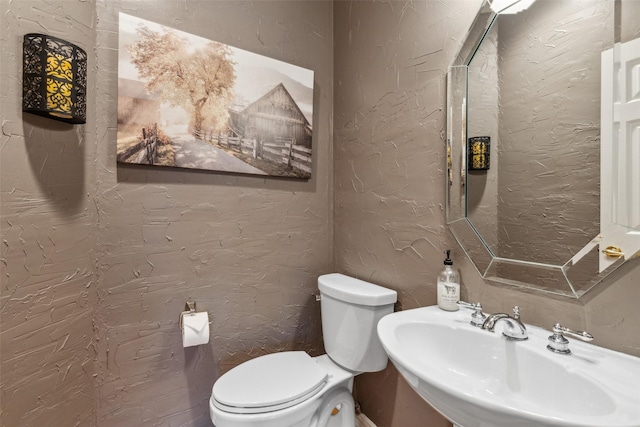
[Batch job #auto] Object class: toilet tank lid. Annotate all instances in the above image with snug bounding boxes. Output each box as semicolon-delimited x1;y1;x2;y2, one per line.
318;273;397;306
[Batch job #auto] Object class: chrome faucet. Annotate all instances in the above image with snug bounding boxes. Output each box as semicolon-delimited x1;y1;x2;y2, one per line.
481;306;528;341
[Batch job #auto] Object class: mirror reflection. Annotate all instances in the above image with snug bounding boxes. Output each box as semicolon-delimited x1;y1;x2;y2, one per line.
446;0;640;298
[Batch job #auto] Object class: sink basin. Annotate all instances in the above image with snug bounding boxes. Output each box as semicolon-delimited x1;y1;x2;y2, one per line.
377;306;640;427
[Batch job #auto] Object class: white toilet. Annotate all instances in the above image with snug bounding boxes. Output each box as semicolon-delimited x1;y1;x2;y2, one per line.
209;273;397;427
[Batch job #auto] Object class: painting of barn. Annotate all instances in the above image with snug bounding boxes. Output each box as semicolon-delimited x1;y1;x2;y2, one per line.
116;12;314;178
229;83;312;149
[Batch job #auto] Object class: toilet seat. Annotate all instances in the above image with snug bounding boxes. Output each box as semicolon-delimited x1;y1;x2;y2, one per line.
212;351;329;414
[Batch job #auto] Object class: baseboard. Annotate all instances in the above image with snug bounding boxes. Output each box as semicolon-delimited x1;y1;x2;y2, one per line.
355;413;377;427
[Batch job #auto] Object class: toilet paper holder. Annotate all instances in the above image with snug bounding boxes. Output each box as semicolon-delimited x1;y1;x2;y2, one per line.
179;301;211;330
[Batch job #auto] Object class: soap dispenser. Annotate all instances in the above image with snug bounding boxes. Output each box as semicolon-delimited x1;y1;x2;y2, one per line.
437;249;460;311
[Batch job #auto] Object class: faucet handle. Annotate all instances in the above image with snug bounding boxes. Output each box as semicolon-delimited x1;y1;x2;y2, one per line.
547;323;594;354
512;306;521;320
457;301;487;327
552;323;593;341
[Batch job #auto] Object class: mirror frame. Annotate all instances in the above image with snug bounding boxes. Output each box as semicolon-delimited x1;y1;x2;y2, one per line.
445;0;636;298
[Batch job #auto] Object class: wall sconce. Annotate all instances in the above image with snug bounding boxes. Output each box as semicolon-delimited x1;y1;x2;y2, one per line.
22;33;87;124
468;136;490;170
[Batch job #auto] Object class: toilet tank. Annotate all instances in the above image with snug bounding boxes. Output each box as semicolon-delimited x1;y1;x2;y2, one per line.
318;273;397;373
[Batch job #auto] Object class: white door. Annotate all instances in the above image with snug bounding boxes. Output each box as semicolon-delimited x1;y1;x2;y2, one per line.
600;36;640;272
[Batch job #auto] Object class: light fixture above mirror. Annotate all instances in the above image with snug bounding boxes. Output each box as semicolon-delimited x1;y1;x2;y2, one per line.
489;0;536;14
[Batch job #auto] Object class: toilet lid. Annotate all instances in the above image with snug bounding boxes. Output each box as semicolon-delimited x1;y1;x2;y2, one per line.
212;351;328;413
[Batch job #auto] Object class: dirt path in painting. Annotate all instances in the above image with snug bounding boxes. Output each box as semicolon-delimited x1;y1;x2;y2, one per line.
171;134;267;175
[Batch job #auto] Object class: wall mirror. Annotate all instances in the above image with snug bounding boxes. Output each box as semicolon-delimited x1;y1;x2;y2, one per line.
446;0;640;298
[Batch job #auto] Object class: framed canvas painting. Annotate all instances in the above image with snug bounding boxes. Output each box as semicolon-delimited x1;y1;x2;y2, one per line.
117;13;314;179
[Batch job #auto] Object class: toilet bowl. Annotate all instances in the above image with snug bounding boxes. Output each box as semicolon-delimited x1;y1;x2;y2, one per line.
210;354;355;427
209;273;397;427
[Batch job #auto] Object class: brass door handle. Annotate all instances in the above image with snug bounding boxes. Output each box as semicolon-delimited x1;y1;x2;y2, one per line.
602;245;624;258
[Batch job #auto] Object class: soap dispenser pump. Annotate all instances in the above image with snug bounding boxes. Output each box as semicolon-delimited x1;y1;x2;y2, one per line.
437;249;460;311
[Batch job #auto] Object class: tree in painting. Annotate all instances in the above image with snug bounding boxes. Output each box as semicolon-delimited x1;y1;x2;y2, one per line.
128;25;236;135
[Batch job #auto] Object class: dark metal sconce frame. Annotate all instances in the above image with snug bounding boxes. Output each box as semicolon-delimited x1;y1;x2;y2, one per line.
468;136;490;170
22;33;87;124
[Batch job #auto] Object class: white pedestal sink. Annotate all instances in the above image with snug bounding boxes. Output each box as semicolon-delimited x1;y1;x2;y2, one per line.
377;306;640;427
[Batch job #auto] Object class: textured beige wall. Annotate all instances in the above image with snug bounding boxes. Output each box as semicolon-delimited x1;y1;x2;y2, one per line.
467;21;499;251
497;0;608;264
2;1;333;426
333;1;640;426
0;1;98;426
333;1;482;425
621;0;640;43
93;1;333;425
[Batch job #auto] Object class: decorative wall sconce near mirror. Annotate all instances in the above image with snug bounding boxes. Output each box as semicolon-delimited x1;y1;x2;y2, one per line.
468;136;490;170
22;33;87;124
446;0;640;298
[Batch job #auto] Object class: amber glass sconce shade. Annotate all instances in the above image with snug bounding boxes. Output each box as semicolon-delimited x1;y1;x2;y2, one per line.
22;34;87;124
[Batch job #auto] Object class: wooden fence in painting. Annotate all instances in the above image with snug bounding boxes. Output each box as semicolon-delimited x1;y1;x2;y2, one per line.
198;131;312;174
117;124;158;165
265;137;312;174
